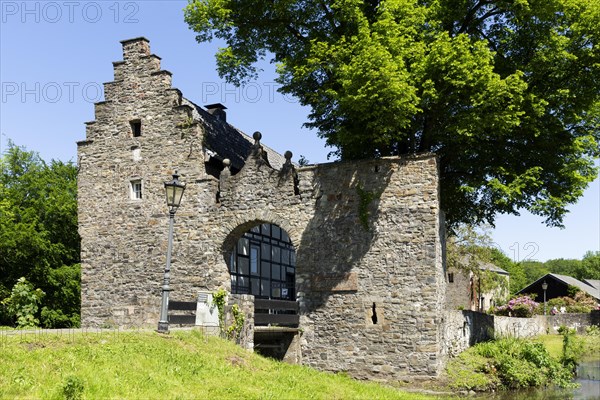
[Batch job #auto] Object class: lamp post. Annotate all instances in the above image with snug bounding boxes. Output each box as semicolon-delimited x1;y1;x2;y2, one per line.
542;281;548;316
157;171;186;333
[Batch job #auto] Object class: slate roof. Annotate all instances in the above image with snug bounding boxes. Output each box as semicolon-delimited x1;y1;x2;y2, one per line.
458;255;509;275
583;279;600;291
480;262;509;275
549;274;600;299
517;273;600;301
182;98;287;171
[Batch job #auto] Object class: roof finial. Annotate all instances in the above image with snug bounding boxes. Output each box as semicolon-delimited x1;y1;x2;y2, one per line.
253;131;262;146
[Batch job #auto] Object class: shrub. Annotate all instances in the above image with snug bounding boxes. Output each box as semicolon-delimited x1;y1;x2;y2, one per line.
492;295;539;318
1;277;45;328
547;292;596;313
558;326;583;373
567;285;580;298
62;376;84;400
448;337;578;391
586;325;600;336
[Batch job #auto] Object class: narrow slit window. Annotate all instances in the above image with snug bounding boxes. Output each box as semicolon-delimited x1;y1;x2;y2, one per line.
131;120;142;137
130;180;142;200
448;272;454;283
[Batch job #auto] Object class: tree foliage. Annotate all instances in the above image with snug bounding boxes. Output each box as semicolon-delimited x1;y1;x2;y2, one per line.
489;248;527;296
185;0;600;228
579;250;600;280
0;142;80;327
446;225;509;302
2;277;45;328
520;250;600;283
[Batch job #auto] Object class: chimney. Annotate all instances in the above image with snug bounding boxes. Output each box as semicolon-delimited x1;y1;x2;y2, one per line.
205;103;227;122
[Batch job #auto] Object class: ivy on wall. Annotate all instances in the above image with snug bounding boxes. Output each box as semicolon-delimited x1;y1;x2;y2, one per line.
356;185;381;231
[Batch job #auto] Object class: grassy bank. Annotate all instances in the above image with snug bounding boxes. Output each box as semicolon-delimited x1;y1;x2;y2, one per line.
446;332;600;392
536;332;600;360
0;329;443;399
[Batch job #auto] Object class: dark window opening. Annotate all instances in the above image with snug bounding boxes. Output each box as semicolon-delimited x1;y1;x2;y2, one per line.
228;223;295;301
371;303;378;324
131;120;142;137
448;272;454;283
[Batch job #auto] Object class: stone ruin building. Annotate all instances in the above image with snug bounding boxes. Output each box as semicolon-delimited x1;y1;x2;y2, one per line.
77;37;447;381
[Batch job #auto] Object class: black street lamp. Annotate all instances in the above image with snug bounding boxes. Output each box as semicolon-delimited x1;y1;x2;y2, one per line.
157;171;186;333
542;281;548;316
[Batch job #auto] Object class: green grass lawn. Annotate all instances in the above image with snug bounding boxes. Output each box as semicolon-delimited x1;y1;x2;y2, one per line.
0;329;445;400
535;334;565;358
536;332;600;360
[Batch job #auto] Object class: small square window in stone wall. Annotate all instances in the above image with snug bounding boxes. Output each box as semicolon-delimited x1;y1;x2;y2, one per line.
130;120;142;137
130;180;142;200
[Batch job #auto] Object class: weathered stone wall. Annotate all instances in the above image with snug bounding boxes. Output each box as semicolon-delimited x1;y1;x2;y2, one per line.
493;315;546;338
547;312;598;334
446;270;474;311
592;310;600;326
446;270;509;312
444;310;600;360
78;38;208;328
226;294;254;350
78;37;445;381
443;311;494;357
443;310;600;356
443;311;543;358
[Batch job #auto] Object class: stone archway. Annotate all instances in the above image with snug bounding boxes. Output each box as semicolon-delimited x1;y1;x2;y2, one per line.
225;222;296;301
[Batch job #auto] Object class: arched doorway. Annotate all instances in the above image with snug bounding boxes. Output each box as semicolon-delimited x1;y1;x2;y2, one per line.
228;223;296;301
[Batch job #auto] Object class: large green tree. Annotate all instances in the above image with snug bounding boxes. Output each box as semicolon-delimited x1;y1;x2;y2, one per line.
185;0;599;228
0;143;80;328
577;250;600;280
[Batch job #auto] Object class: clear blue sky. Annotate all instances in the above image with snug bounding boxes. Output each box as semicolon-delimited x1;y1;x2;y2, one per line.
1;0;598;262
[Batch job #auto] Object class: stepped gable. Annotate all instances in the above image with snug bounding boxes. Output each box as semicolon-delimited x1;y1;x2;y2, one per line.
84;36;286;171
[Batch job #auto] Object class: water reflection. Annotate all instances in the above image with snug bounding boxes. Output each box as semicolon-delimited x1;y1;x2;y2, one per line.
574;360;600;400
474;360;599;400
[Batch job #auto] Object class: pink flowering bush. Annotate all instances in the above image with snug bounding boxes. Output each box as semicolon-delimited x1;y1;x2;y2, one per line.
492;295;540;318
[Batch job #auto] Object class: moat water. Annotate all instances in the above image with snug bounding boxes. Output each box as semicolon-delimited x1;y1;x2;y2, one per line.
482;359;600;400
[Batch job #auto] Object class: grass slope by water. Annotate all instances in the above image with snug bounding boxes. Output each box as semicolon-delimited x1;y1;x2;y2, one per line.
446;333;600;392
0;329;445;399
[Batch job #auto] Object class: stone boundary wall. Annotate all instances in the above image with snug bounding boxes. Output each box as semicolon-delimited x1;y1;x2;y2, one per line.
546;312;598;334
443;311;493;357
225;294;254;351
592;310;600;326
444;310;600;359
493;315;546;338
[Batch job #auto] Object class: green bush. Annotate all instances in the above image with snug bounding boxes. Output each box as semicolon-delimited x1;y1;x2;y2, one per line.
492;295;539;317
61;376;84;400
558;326;583;372
586;325;600;336
1;277;45;328
547;293;595;313
448;337;578;391
39;264;81;328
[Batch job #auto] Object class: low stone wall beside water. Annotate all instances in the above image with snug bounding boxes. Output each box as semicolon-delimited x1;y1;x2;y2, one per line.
493;315;546;338
546;312;598;334
443;311;493;357
445;310;600;360
592;310;600;326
